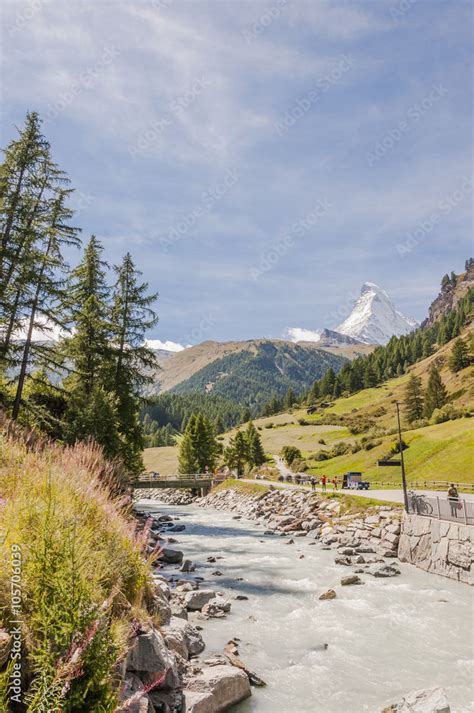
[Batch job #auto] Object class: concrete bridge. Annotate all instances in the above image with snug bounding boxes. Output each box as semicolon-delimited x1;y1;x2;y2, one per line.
134;474;214;496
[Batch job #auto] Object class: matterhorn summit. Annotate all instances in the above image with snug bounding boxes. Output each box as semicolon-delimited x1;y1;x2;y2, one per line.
337;282;418;345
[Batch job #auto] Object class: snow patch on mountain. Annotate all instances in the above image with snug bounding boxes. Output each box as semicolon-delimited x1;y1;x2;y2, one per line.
337;282;418;345
145;339;188;352
285;327;322;343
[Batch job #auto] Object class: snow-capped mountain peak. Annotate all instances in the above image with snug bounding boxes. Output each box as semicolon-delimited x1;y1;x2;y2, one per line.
337;283;418;345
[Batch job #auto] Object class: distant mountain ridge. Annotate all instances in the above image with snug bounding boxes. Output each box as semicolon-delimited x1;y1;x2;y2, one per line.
336;282;418;345
151;339;347;409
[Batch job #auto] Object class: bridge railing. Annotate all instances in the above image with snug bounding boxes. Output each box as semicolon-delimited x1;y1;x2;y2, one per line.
407;493;474;525
138;473;213;483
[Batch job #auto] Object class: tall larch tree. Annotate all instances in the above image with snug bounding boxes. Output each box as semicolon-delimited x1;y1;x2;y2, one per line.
110;252;158;473
404;373;424;423
423;365;448;418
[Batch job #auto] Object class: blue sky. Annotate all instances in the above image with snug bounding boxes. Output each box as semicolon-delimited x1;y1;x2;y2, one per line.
2;0;472;349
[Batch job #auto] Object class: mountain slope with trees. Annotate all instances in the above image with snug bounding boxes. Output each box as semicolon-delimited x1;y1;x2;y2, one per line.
170;340;347;410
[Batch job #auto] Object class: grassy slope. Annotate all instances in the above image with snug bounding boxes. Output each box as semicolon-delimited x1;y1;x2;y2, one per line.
307;418;474;484
144;444;181;476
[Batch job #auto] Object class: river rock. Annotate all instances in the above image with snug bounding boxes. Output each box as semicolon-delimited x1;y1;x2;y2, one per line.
149;583;172;626
335;555;352;566
319;589;336;600
184;590;217;611
180;559;195;573
184;665;251;712
341;575;362;586
159;548;184;564
162;616;205;659
167;524;186;533
380;686;450;712
369;564;401;578
126;626;179;688
170;598;188;620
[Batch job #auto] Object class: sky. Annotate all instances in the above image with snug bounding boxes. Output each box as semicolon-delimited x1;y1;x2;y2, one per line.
1;0;472;350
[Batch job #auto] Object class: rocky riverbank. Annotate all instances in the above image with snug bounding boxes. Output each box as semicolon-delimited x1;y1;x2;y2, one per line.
124;505;263;713
131;488;459;712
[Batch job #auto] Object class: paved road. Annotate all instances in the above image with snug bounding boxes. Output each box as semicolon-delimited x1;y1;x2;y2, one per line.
245;478;474;504
244;460;474;505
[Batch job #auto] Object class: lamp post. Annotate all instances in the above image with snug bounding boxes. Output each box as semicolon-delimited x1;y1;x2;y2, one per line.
395;402;409;512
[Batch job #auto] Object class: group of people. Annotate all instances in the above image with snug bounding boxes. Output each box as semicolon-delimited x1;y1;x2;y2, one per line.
310;475;337;492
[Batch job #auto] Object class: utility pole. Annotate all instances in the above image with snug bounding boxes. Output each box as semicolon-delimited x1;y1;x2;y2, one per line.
395;402;409;512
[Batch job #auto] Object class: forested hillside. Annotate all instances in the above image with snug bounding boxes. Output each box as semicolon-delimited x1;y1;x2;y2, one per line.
170;340;346;409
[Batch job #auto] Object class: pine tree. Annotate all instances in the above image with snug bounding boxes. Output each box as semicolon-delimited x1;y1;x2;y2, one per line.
423;366;448;418
284;388;296;409
110;253;158;473
0;112;49;289
178;414;198;474
310;380;320;400
12;188;80;419
404;373;424;423
65;236;111;395
178;413;219;474
320;368;335;396
363;364;377;388
448;338;470;373
223;431;248;476
63;237;119;453
245;421;265;467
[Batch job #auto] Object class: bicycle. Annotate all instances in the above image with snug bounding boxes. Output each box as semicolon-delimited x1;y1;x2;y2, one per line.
408;490;433;516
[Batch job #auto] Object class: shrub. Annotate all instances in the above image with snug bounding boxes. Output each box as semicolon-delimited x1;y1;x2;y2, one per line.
410;418;429;429
390;439;409;454
364;439;382;451
314;450;329;461
264;422;274;429
329;442;351;457
297;418;310;426
318;438;326;445
0;427;152;711
280;445;302;465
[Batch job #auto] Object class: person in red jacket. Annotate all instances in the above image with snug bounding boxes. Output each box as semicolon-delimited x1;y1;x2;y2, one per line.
321;474;327;492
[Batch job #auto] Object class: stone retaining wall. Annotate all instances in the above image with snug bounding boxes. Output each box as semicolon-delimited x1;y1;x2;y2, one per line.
398;514;473;585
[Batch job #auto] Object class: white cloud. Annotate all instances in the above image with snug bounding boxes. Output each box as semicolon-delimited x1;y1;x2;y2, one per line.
285;327;321;343
145;339;188;352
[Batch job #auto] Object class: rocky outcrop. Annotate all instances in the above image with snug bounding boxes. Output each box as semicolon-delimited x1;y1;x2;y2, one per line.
399;514;473;585
126;625;180;689
423;261;473;327
380;685;450;712
184;665;251;712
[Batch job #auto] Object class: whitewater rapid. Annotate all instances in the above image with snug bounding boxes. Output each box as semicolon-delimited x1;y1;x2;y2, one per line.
138;499;474;713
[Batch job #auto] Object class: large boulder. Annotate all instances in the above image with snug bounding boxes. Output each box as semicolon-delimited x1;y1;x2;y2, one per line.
162;617;205;659
184;665;251;712
183;590;217;611
126;626;179;689
341;575;362;586
380;686;450;712
159;549;184;565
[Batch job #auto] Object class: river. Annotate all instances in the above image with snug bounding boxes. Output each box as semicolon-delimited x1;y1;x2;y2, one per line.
138;498;474;713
